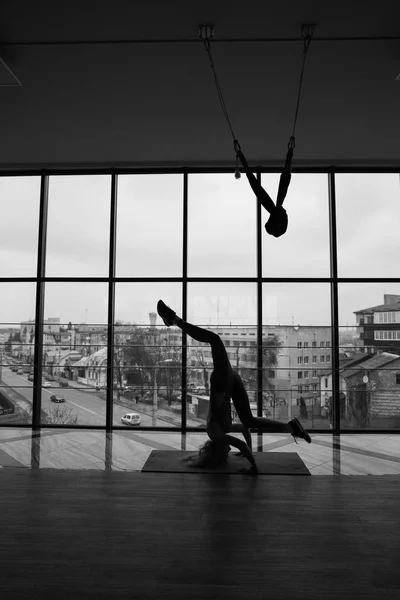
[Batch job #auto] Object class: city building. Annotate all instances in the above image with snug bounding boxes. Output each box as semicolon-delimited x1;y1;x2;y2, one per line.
73;347;108;387
341;352;400;420
354;294;400;355
319;353;372;414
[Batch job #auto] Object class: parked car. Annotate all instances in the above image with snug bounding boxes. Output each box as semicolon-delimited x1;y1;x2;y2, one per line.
28;374;34;382
45;375;54;381
42;381;51;387
50;395;65;403
17;368;23;374
121;412;141;427
59;380;69;388
121;386;135;395
192;386;207;395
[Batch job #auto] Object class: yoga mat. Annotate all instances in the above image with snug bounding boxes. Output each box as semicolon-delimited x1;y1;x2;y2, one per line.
142;450;311;475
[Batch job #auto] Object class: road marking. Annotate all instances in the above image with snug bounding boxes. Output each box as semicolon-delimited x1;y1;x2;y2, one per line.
40;389;103;417
64;399;103;417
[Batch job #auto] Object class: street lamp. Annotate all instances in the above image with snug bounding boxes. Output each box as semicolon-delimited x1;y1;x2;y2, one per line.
152;358;173;426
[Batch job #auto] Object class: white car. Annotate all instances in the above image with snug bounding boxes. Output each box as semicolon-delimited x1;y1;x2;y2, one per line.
42;381;51;388
121;412;141;427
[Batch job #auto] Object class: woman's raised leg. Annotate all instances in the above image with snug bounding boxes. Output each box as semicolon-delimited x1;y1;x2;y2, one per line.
157;300;232;375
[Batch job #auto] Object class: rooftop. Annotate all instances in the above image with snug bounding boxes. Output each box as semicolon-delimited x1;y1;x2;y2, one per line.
341;352;400;378
354;298;400;314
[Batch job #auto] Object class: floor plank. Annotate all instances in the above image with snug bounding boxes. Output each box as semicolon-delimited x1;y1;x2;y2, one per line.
1;470;400;599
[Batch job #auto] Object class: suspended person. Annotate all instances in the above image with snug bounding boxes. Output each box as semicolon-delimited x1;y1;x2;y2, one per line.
157;300;311;475
235;141;292;239
200;25;315;239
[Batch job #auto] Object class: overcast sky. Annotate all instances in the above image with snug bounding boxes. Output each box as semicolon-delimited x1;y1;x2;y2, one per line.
0;172;399;329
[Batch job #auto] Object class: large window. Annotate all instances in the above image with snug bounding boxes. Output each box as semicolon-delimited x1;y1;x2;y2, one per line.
0;283;37;425
188;174;256;277
261;174;330;278
0;177;40;276
116;175;183;277
46;176;111;277
187;282;257;427
1;170;399;433
336;174;400;278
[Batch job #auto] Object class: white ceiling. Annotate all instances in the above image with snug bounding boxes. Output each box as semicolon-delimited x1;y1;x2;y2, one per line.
1;0;400;169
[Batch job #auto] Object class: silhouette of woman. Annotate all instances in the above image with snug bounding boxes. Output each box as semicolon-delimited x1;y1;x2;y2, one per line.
157;300;311;474
236;144;291;239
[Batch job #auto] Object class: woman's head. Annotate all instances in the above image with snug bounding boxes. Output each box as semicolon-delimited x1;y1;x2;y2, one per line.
197;439;230;467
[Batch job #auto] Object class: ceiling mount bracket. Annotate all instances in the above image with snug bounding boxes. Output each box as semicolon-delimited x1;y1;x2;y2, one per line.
198;24;215;41
301;23;317;41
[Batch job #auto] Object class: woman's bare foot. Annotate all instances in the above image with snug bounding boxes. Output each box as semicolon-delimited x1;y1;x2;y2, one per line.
241;445;258;474
238;465;258;475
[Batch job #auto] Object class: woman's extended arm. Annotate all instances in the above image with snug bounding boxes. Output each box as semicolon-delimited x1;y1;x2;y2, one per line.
228;423;252;453
207;421;258;473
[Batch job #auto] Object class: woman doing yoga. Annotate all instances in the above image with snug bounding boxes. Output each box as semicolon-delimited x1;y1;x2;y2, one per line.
157;300;311;474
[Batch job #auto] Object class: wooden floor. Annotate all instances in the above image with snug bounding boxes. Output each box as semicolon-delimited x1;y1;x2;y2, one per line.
1;470;400;599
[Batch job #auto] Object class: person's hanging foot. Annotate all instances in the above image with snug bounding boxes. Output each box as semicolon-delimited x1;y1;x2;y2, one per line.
288;417;312;444
157;300;176;327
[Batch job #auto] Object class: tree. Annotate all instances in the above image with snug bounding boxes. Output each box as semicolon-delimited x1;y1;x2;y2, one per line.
5;333;12;353
113;341;127;401
122;327;182;404
299;396;308;419
46;405;79;425
158;357;181;405
187;348;210;395
239;335;282;408
22;404;79;425
113;323;141;401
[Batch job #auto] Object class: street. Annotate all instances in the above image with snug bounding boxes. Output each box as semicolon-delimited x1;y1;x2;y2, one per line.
1;368;170;427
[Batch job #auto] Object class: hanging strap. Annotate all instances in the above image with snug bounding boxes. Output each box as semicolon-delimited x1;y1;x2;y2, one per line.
277;26;315;207
201;38;244;179
276;137;295;208
202;26;315;189
203;39;238;144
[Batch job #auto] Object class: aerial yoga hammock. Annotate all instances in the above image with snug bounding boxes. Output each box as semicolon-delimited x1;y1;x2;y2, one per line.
200;24;315;238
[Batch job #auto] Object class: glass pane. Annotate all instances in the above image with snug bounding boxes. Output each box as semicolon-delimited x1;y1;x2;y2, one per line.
187;283;257;428
188;174;256;277
262;283;331;327
261;173;330;277
263;283;332;430
46;175;111;277
187;282;257;326
336;174;400;277
114;282;182;428
41;283;109;426
0;429;33;467
39;429;106;469
339;282;400;430
0;176;40;276
116;175;183;277
0;283;36;425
